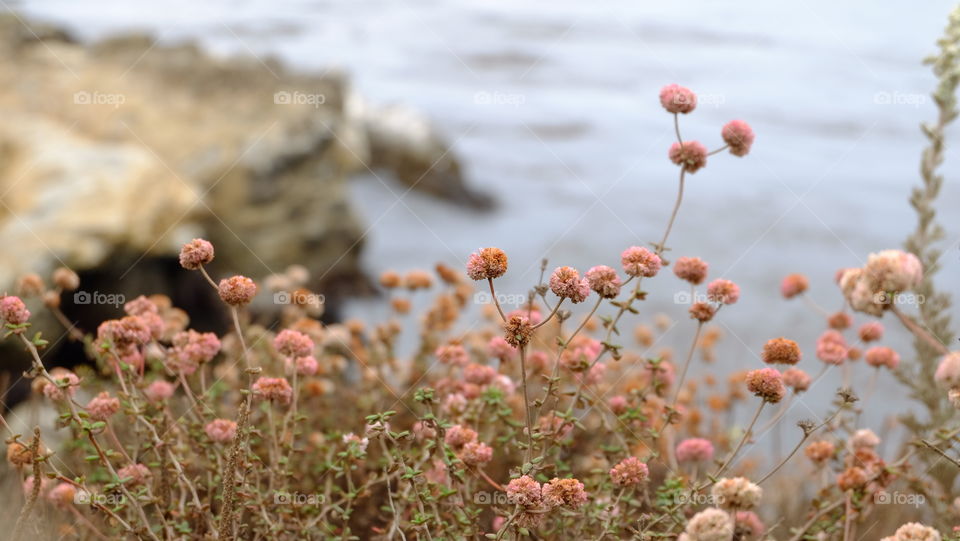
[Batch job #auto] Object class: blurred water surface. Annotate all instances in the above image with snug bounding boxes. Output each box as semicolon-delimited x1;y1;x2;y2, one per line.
15;0;960;429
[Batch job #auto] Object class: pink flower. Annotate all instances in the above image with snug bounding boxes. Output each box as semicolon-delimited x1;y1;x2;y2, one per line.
464;363;497;386
274;329;314;358
865;346;900;370
780;273;809;299
668;141;708;173
117;463;151;486
507;308;542;326
659;84;697;114
466;247;508;280
707;279;740;305
745;367;786;403
487;337;517;361
42;369;79;402
549;266;590;303
858;322;884;342
721;120;755;157
46;483;77;507
560;336;602;372
782;368;812;392
52;267;80;291
761;337;802;365
609;456;649;486
585;265;622;298
167;330;221;375
85;392;120;421
542;478;588;509
252;377;293;405
0;296;30;329
503;314;534;347
673;257;709;285
676;438;715;463
124;295;159;316
205;419;238;443
935;352;960;389
816;330;848;365
689;302;716;322
444;425;478;449
436;344;470;366
218;275;257;306
828;311;853;331
459;441;493;466
506;475;542;507
735;511;765;538
97;316;152;348
179;238;215;270
621;246;662;278
293;356;319;376
608;395;629;415
144;380;175;402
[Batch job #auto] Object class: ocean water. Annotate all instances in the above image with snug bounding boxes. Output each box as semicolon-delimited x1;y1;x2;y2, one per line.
13;0;960;438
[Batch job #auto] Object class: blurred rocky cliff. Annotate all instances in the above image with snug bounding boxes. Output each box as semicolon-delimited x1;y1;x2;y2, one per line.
0;13;490;400
0;14;491;294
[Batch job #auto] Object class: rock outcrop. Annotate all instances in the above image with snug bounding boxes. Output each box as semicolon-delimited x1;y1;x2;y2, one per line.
0;13;489;298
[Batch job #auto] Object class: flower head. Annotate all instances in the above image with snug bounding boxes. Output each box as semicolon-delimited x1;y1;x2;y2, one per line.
179;238;215;270
782;368;812;392
466;248;508;280
542;478;588;509
805;440;835;464
707;279;740;305
676;438;715;463
780;273;809;298
0;296;30;332
683;508;734;541
117;463;151;486
144;380;175;402
761;337;801;365
745;367;786;403
585;265;622;298
710;477;762;510
883;523;941;541
816;330;848;365
669;141;708;173
205;419;238;443
674;257;709;285
274;329;314;358
609;456;649;486
86;392;120;421
252;377;293;405
858;322;884;342
218;276;257;306
503;314;534;347
444;425;478;450
436;344;470;366
506;475;542;507
459;441;493;466
689;302;716;322
935;352;960;389
621;246;662;278
721;120;755;157
865;346;900;370
659;84;697;114
52;267;80;291
42;368;80;402
549;266;590;303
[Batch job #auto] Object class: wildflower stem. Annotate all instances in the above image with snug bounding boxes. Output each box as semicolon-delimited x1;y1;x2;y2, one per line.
488;278;506;322
673;113;683;144
706;144;729;156
671;321;703;406
519;346;534;462
657;169;686;255
710;401;765;481
532;298;564;329
11;427;41;541
889;303;949;355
